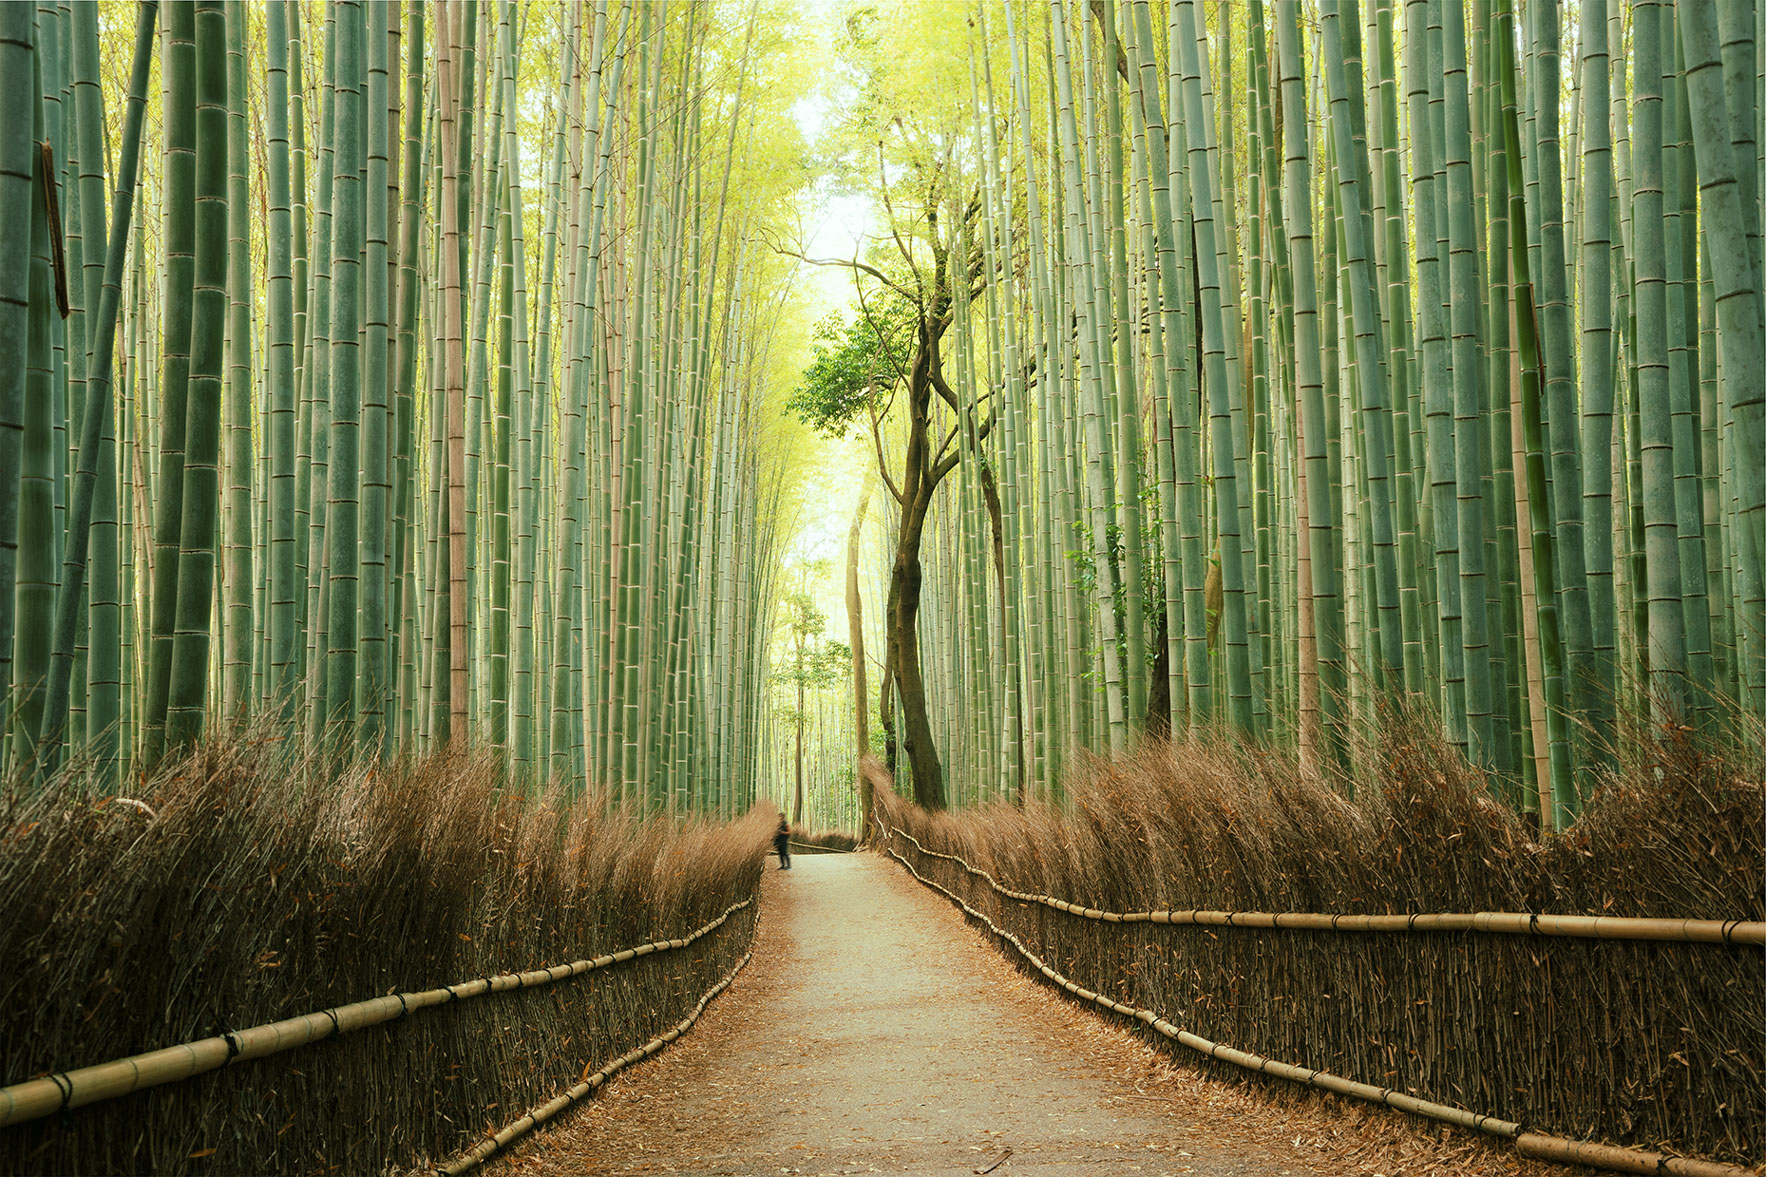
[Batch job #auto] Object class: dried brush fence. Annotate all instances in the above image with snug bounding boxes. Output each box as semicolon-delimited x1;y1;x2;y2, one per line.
788;825;859;854
0;734;772;1174
871;725;1765;1173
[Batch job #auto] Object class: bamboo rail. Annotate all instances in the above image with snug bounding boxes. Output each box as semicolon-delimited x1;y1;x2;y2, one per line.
881;824;1762;1177
885;828;1765;946
0;898;755;1129
434;949;755;1175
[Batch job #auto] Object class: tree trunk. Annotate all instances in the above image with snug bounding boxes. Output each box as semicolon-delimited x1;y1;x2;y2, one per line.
887;493;944;809
1144;610;1172;738
793;628;805;824
847;472;873;838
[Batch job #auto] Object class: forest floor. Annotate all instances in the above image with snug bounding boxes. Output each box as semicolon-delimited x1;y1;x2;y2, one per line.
487;852;1561;1177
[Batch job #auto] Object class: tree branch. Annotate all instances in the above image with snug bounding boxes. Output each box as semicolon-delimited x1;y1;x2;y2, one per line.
854;283;914;390
765;229;916;301
867;385;905;506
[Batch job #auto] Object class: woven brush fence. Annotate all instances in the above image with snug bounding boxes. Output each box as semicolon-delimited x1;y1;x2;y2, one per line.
0;736;772;1175
873;729;1764;1168
788;825;859;853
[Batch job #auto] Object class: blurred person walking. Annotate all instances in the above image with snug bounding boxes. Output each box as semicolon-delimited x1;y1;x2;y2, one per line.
774;815;792;870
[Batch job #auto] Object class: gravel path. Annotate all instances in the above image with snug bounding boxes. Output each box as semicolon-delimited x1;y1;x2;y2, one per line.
490;852;1544;1177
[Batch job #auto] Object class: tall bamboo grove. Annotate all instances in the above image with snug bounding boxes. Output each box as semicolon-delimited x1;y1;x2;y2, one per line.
806;0;1761;829
0;0;806;812
3;0;1762;832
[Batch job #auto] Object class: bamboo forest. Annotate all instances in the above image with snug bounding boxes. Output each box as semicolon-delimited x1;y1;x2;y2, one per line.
0;1;1760;1174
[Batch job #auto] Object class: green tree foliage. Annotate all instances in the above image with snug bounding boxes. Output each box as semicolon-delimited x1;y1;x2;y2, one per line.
786;298;915;439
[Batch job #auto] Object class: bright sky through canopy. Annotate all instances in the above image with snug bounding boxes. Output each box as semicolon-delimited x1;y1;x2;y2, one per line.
778;10;881;638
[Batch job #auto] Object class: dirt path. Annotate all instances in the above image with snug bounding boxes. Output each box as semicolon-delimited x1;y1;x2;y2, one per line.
490;852;1546;1177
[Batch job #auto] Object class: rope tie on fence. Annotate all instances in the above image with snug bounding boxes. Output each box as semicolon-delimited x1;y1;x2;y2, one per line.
0;897;756;1129
879;819;1760;1177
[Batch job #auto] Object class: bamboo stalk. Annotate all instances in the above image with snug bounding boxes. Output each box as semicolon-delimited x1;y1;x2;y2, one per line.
33;1;156;777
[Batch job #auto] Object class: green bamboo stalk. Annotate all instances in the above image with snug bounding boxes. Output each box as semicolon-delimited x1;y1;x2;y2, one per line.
1630;0;1685;717
1277;0;1347;767
1480;0;1562;817
1319;0;1402;687
319;0;364;740
301;5;340;735
435;0;467;745
1441;0;1496;767
221;0;252;721
358;0;391;751
485;0;517;752
0;8;31;747
1521;0;1594;766
266;0;298;718
34;0;155;779
1675;0;1765;708
288;0;310;683
1578;0;1616;769
13;22;56;770
72;0;118;783
39;3;64;593
1665;21;1715;719
1100;0;1149;730
163;0;228;753
1369;0;1422;696
1051;0;1127;752
390;0;424;749
61;2;89;756
1183;0;1255;730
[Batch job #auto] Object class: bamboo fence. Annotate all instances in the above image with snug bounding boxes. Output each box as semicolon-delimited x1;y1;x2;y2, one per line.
0;899;753;1129
434;949;755;1175
869;740;1764;1169
0;746;775;1174
886;828;1766;947
882;826;1759;1177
